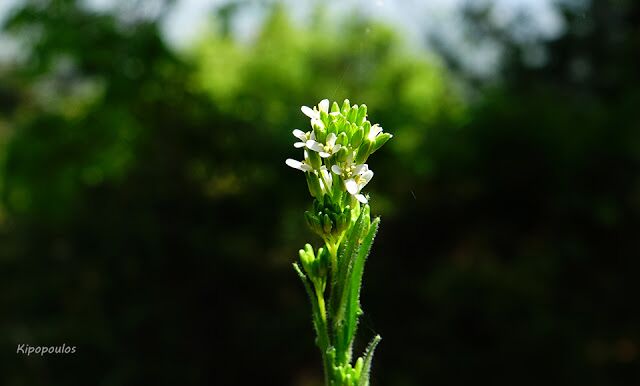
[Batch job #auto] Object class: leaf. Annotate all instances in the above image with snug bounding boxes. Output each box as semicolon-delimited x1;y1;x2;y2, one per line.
357;335;382;386
330;206;366;320
330;207;370;358
343;217;379;351
293;263;326;349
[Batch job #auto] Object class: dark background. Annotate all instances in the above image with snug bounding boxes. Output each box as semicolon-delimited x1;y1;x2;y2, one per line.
0;0;639;385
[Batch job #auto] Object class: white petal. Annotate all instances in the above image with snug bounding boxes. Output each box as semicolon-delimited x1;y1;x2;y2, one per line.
369;124;382;140
331;165;342;175
306;140;324;152
301;106;317;119
333;144;342;153
311;118;324;130
319;152;330;158
294;141;306;148
286;159;304;171
355;194;368;204
318;99;329;113
353;164;366;175
361;170;374;184
292;129;306;141
321;168;332;189
345;178;358;194
326;133;337;146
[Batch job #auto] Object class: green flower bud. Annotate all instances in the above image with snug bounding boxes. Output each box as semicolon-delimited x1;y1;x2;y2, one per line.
336;132;349;146
330;122;340;136
331;101;340;113
306;150;322;170
356;104;367;125
362;121;371;140
348;104;358;123
350;127;364;148
354;357;364;378
335;213;348;233
299;243;315;275
355;140;372;164
316;247;328;276
304;243;314;256
312;120;327;143
312;197;323;213
305;172;323;197
343;122;354;139
370;132;393;154
331;174;344;197
322;213;333;234
320;109;330;127
304;210;323;236
336;147;349;162
341;99;351;115
331;117;342;137
322;193;332;209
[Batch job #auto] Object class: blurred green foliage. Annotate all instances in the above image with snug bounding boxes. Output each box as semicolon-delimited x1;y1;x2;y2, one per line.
0;1;639;385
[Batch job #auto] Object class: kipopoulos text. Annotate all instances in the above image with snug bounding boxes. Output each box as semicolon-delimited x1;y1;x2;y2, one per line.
16;344;76;356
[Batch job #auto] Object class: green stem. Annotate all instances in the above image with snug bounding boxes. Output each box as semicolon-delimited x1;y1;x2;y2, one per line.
314;285;331;385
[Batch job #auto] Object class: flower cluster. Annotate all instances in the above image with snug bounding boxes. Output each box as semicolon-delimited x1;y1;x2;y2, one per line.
288;99;390;386
286;99;392;205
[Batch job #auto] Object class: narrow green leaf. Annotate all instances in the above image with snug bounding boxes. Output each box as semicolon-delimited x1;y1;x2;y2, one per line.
357;335;382;386
330;207;367;319
293;263;327;351
344;217;379;351
330;210;369;334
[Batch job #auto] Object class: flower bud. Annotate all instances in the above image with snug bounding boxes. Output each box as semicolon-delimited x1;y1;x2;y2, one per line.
336;132;348;146
320;109;330;127
322;213;333;234
305;172;323;197
335;213;348;233
350;127;364;148
362;121;371;140
355;140;372;164
299;243;315;275
322;194;332;209
305;211;324;236
335;147;349;162
306;150;322;170
370;132;393;154
312;120;327;143
354;357;364;378
341;99;351;115
316;247;328;276
326;120;338;136
356;104;367;125
348;104;358;123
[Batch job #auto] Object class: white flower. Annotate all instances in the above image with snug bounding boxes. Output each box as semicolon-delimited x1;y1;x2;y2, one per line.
331;161;374;204
292;129;314;148
306;133;342;158
285;150;313;172
368;124;384;141
301;99;330;120
311;118;325;131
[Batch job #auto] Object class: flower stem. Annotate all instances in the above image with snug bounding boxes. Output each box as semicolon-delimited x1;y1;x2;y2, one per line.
314;285;331;385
